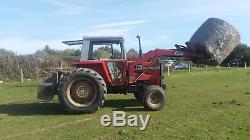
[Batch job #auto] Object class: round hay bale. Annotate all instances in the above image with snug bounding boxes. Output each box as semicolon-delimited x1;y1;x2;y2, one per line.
190;18;240;65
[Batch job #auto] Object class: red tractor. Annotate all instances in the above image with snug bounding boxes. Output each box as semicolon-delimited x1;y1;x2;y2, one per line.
37;36;210;113
37;18;240;114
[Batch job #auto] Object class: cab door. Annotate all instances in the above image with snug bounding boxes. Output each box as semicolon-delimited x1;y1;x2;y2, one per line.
106;60;127;85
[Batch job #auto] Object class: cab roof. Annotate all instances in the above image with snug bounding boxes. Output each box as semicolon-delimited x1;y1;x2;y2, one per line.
62;36;124;46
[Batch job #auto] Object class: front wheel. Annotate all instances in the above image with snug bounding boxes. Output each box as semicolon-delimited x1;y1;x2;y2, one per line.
142;85;166;111
133;84;147;101
133;92;143;101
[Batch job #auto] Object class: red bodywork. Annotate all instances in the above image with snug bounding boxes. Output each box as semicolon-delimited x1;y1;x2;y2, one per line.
72;60;127;87
71;47;208;94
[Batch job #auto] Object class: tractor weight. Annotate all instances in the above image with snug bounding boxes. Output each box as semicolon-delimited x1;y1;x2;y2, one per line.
37;73;58;101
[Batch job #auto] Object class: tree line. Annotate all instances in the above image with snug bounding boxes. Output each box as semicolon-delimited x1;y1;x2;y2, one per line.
221;43;250;66
0;46;80;81
0;45;139;81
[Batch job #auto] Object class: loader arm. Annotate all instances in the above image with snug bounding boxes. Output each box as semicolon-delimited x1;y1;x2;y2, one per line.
142;48;208;62
129;46;211;84
130;45;210;69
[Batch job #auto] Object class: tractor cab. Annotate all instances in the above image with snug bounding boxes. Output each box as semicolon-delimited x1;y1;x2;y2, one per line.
62;36;126;60
63;36;127;86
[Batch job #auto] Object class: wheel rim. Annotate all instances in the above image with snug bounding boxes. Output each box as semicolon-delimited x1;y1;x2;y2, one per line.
149;91;162;105
66;78;97;107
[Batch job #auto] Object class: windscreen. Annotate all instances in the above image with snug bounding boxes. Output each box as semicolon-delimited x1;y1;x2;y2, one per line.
92;43;122;60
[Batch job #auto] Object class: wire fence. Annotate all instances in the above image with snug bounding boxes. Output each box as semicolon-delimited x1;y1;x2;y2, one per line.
164;63;250;76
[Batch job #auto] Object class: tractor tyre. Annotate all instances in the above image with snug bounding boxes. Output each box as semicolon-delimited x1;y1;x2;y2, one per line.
134;92;143;101
142;85;166;111
58;68;107;113
133;84;147;101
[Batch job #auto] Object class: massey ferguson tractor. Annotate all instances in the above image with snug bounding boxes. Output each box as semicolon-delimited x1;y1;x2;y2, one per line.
37;18;240;113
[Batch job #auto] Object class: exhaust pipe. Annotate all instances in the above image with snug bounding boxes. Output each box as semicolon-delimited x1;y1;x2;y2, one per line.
136;35;143;59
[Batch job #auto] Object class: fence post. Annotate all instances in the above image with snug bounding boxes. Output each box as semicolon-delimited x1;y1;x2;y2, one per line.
245;61;247;69
36;68;39;82
228;63;230;69
167;65;170;76
20;69;24;83
216;66;220;71
188;64;191;72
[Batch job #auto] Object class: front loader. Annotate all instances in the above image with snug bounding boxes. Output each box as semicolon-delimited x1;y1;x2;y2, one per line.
37;18;240;113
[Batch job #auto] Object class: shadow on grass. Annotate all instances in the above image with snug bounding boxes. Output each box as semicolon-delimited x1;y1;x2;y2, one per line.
10;84;38;88
0;102;67;116
0;99;145;116
103;99;145;111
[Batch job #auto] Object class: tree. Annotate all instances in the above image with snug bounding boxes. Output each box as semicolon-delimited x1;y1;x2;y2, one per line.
93;48;111;59
221;43;250;66
0;46;84;80
93;46;122;59
43;45;56;55
126;49;139;61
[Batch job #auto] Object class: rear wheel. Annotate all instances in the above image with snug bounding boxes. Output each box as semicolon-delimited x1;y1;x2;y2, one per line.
58;68;107;113
142;85;166;111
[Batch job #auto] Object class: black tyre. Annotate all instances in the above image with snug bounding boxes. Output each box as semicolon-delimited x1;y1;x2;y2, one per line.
134;92;143;101
58;68;107;113
133;84;147;101
143;85;166;111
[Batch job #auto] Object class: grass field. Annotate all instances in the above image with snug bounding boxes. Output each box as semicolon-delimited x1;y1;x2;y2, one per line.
0;69;250;140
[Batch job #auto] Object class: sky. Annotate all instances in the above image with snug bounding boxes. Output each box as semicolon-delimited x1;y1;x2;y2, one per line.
0;0;249;54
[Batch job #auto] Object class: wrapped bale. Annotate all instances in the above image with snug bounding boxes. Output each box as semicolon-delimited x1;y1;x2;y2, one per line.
190;18;240;65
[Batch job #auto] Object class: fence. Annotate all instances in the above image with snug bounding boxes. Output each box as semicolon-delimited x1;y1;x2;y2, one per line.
35;67;69;82
165;63;249;77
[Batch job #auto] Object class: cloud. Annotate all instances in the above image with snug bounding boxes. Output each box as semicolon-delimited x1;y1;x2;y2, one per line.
91;20;149;29
47;0;88;15
85;20;149;36
0;37;73;55
84;27;133;36
168;0;250;18
0;6;32;16
0;19;150;54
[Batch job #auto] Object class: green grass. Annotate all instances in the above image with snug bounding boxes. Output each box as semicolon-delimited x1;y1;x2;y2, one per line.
0;69;250;140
